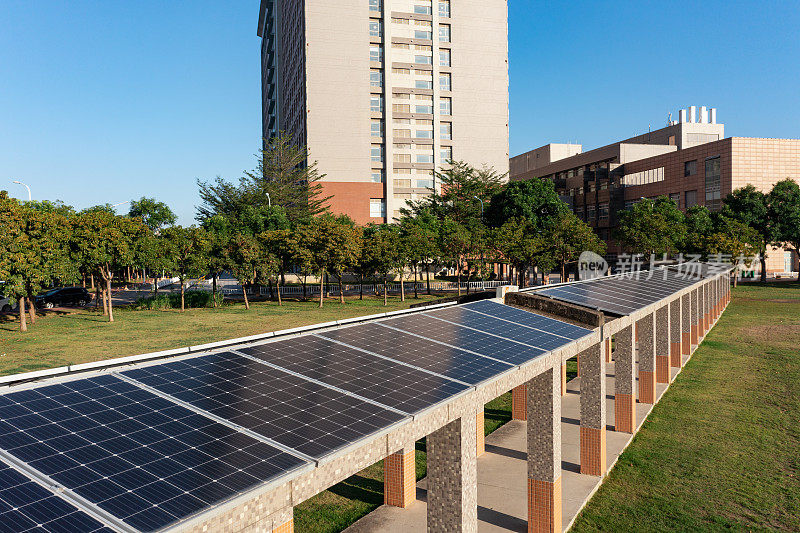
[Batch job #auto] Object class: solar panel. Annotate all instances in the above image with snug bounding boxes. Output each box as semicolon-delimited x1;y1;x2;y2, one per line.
426;304;589;351
462;300;593;340
0;460;113;533
122;352;407;460
237;335;469;415
0;375;309;532
380;313;548;366
317;323;513;385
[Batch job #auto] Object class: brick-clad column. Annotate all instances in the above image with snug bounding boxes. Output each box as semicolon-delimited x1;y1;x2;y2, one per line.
476;411;485;457
638;313;656;404
270;508;294;533
704;282;711;333
690;289;699;346
713;277;720;319
385;444;416;508
699;284;707;338
614;325;635;433
527;367;561;533
605;338;612;363
427;414;478;532
669;298;682;368
579;342;606;476
655;305;670;383
560;363;567;397
681;293;691;356
512;384;527;420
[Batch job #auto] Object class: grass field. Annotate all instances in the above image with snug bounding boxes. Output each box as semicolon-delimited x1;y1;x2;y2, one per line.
573;282;800;531
0;295;439;376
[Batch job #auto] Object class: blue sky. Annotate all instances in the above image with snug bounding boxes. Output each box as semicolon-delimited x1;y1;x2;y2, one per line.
1;1;798;224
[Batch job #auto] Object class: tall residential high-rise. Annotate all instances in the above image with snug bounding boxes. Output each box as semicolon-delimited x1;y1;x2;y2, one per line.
258;0;509;224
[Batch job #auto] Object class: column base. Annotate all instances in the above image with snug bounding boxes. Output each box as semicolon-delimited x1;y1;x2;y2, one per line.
579;426;606;476
691;325;699;346
614;393;635;433
656;355;669;383
681;331;690;356
528;477;562;533
639;370;656;404
670;342;682;367
512;384;527;421
272;518;294;533
384;448;416;508
605;338;611;363
476;411;485;457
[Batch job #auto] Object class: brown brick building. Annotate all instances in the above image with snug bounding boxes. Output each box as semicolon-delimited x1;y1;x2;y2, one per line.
510;109;800;274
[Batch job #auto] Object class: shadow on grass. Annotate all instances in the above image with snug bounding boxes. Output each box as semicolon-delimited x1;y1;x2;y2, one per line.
327;474;383;505
484;407;511;423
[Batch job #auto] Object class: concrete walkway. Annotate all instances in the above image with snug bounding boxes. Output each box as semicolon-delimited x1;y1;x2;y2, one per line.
345;351;693;532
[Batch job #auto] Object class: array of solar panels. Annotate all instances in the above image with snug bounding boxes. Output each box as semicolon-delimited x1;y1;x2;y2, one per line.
533;264;726;316
0;300;591;532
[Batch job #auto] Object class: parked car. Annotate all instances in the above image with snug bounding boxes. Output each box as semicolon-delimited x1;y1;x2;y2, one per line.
0;292;12;313
34;287;92;309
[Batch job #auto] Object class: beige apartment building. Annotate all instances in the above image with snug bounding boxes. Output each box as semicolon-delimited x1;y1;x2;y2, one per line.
258;0;509;224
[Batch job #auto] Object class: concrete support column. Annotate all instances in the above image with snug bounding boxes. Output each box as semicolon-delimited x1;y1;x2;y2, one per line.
512;384;527;420
527;367;561;533
638;313;657;404
691;289;699;347
655;305;670;383
699;284;707;338
560;363;567;397
427;414;478;532
714;277;720;319
605;337;612;363
476;411;485;458
681;293;691;357
269;508;294;533
579;342;606;476
384;444;417;508
613;325;636;433
704;282;711;333
669;298;682;368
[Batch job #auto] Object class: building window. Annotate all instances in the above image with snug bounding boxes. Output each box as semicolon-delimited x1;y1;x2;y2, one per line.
370;45;383;62
416;152;434;163
415;79;433;89
439;24;451;42
370;96;384;112
370;69;383;88
669;193;680;207
415;129;433;139
394;128;411;138
371;119;384;137
393;103;411;113
371;171;385;183
440;122;452;139
413;3;432;14
439;0;451;17
371;145;384;163
439;73;451;91
415;104;433;114
414;54;432;65
369;20;383;37
369;0;382;12
439;49;451;66
684;160;697;177
685;190;698;208
394;153;412;163
599;202;609;219
370;199;386;218
440;146;453;162
705;156;722;211
393;178;412;188
668;135;676;146
414;30;432;40
440;97;452;115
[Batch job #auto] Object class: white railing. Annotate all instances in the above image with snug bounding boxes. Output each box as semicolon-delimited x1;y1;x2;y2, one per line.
258;280;509;296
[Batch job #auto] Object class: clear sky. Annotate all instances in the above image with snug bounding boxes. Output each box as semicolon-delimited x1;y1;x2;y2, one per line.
2;1;798;224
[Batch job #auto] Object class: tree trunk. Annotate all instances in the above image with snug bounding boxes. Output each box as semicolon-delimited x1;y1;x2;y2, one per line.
302;274;307;300
19;296;27;332
383;275;388;306
180;277;185;312
413;265;419;299
101;287;108;315
90;273;95;291
82;273;86;288
760;249;767;283
27;296;36;324
561;261;566;283
400;273;405;302
276;276;282;306
339;275;345;304
319;270;325;308
426;262;431;295
268;279;274;301
106;278;114;322
457;263;462;296
359;274;364;300
242;283;250;310
212;274;218;308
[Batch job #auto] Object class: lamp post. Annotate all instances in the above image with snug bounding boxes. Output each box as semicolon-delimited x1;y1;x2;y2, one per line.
265;193;271;207
12;180;31;201
473;195;484;219
473;196;485;282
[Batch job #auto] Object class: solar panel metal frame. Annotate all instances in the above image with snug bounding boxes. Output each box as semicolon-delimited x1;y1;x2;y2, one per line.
461;300;594;341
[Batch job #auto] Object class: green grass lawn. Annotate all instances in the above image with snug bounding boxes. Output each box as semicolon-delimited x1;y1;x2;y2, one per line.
572;281;800;531
0;295;439;376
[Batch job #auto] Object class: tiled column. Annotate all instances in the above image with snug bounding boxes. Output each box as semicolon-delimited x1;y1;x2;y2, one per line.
476;411;485;457
605;338;612;363
638;313;656;404
385;444;416;508
704;282;711;332
270;508;294;533
691;289;699;347
560;363;567;397
699;284;707;338
427;414;478;532
713;277;720;319
527;367;561;533
613;325;635;433
669;298;682;368
655;305;670;383
579;342;606;476
681;293;691;357
512;384;527;420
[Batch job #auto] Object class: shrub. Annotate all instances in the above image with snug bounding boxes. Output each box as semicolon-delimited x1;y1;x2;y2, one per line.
132;291;224;310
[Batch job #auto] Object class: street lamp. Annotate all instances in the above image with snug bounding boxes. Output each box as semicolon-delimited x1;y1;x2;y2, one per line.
265;193;271;207
12;180;31;201
473;196;483;219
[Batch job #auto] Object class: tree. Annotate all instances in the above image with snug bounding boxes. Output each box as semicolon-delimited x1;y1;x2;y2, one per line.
722;185;777;283
438;217;472;295
768;179;800;268
492;218;551;288
129;197;177;231
197;133;331;224
160;226;211;311
705;216;761;285
684;205;715;256
614;196;686;256
547;211;606;281
485;178;569;230
362;224;401;306
399;212;439;298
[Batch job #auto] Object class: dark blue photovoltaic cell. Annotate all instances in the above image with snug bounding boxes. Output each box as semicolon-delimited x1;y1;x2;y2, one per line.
123;352;407;460
462;300;592;340
319;323;513;384
238;335;469;415
0;461;113;533
0;376;309;533
381;313;547;366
